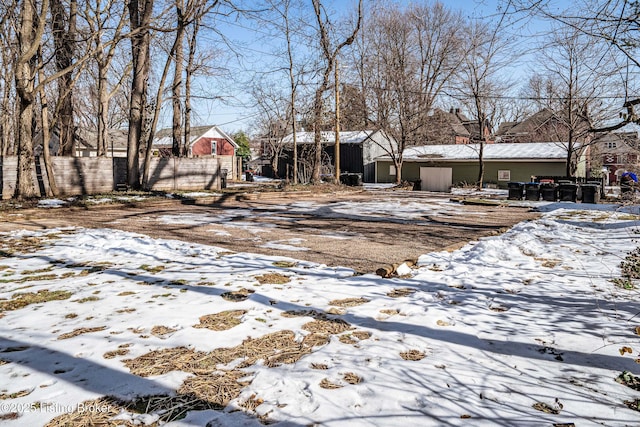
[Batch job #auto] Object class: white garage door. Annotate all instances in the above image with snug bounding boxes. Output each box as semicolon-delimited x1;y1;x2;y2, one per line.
420;167;452;192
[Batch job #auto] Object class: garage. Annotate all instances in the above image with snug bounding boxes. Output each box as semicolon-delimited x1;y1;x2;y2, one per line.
420;167;452;191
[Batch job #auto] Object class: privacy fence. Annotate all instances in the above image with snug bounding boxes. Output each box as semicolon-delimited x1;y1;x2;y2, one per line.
0;156;232;199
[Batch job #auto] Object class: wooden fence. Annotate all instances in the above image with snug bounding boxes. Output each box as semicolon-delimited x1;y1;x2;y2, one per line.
1;156;228;199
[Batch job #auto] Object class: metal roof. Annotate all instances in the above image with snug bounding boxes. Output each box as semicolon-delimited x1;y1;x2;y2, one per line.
281;130;377;144
382;142;572;162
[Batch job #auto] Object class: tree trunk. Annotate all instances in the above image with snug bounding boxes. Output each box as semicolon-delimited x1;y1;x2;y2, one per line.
184;17;198;157
14;0;49;199
51;0;76;156
171;2;185;157
126;0;154;189
97;64;109;156
38;46;58;196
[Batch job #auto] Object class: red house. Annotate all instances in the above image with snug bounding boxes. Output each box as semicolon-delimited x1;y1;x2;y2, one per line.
153;125;238;158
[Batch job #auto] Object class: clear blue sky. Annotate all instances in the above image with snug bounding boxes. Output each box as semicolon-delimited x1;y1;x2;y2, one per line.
177;0;572;135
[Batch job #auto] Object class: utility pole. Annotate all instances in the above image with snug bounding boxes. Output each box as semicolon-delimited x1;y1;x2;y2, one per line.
334;59;341;183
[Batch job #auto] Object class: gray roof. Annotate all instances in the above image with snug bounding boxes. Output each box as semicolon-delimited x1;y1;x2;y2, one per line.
281;130;379;144
379;142;572;162
76;128;129;150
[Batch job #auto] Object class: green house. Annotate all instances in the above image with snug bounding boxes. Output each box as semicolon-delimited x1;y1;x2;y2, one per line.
375;142;587;191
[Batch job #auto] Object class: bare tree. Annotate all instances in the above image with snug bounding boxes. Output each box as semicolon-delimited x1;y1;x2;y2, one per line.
250;82;292;179
84;0;128;156
310;0;362;183
533;24;619;176
455;17;513;188
508;0;640;129
359;2;463;184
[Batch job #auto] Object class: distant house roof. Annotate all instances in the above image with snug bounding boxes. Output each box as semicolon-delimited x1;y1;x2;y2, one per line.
494;108;590;143
153;125;238;148
76;128;129;151
378;142;571;162
281;130;382;144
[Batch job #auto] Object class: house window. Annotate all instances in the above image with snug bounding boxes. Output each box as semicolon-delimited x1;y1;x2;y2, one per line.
211;141;217;155
389;165;396;175
605;141;617;149
498;170;511;181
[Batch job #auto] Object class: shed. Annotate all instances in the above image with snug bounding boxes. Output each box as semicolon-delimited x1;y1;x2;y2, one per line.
375;142;586;191
279;130;396;182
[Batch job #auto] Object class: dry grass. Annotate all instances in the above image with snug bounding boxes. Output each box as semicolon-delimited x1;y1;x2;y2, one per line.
379;309;400;316
319;378;343;389
73;296;100;303
44;393;224;426
125;329;330;380
221;288;254;302
124;347;198;377
43;397;130;427
0;234;59;256
400;350;426;361
387;288;416;298
193;310;246;331
255;273;291;285
208;330;315;369
151;325;178;338
0;290;72;312
178;370;251;406
140;264;165;273
342;372;362;384
57;326;107;340
329;297;369;307
117;291;136;296
272;261;297;268
339;330;372;345
238;394;264;411
302;318;352;335
0;389;32;399
281;309;326;319
310;363;329;370
103;345;131;359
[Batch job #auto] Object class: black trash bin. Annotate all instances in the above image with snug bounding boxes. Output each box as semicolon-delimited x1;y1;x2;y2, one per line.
525;182;541;201
581;184;600;204
340;173;363;187
540;182;558;201
558;183;578;202
245;171;254;182
220;168;228;189
507;182;525;200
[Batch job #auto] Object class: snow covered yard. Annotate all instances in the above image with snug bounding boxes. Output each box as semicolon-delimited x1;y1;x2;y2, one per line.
0;202;639;426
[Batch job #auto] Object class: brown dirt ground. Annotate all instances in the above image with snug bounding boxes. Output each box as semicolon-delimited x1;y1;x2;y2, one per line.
0;187;539;274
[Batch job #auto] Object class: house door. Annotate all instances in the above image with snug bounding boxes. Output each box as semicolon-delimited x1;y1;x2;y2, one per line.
420;167;452;192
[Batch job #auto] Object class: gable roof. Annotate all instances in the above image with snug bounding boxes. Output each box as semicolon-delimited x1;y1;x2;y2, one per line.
281;130;383;145
378;142;572;162
153;125;238;148
495;109;556;137
75;128;129;150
